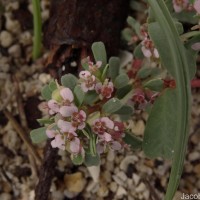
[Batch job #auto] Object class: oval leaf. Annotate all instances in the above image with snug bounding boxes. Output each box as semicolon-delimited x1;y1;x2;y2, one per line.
92;42;107;67
102;98;123;114
30;127;47;144
114;74;129;89
143;89;177;159
61;74;78;90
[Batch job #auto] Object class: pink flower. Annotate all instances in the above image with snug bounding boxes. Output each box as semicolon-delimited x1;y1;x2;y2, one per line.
47;100;60;115
46;129;56;138
79;71;96;92
51;134;65;150
191;42;200;50
173;0;188;13
194;0;200;14
95;79;114;99
59;106;86;130
110;121;125;140
69;137;81;153
60;88;74;104
57;119;75;132
93;117;114;135
89;60;102;73
141;38;159;59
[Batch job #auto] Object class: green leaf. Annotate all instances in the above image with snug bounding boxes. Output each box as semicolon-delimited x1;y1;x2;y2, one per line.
108;57;120;81
61;74;78;90
114;105;134;121
84;153;100;166
48;80;57;91
123;132;142;150
134;43;144;59
41;85;52;100
121;28;134;42
114;74;129;89
143;89;177;159
101;64;109;81
92;42;107;67
30;127;47;144
37;118;54;125
148;22;195;79
114;105;134;115
144;79;164;92
172;11;198;24
147;1;192;198
116;85;133;99
71;154;84;165
174;21;184;35
136;67;161;79
127;16;141;36
74;85;85;106
102;98;123;114
83;91;99;105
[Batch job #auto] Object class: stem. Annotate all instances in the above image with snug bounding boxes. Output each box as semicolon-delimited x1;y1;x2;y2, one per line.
147;1;191;200
32;0;42;60
180;31;200;41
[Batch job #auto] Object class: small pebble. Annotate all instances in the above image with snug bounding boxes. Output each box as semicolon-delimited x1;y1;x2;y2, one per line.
188;151;199;161
135;182;146;193
116;186;127;198
107;150;115;162
109;182;118;192
8;44;21;58
64;172;86;193
0;193;12;200
132;173;140;185
0;31;13;47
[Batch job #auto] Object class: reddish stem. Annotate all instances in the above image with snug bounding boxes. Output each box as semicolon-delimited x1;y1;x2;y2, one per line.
191;79;200;88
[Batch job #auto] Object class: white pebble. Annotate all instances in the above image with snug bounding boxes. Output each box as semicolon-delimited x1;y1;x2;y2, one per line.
116;186;127;197
8;44;21;58
20;31;32;46
0;193;12;200
0;31;13;47
120;155;138;171
107;150;115;162
188;152;200;161
135;182;146;193
132;173;140;185
116;171;127;182
109;182;118;192
5;18;21;34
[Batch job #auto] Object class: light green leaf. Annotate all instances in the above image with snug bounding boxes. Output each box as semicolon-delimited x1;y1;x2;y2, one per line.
148;22;195;79
71;154;84;165
144;79;164;92
143;89;177;159
83;91;99;105
172;11;198;24
108;57;120;81
48;80;57;91
30;127;47;144
41;85;52;100
84;153;100;167
92;42;107;67
116;85;133;99
134;43;144;59
114;105;134;115
123;132;142;150
61;74;78;90
102;98;123;114
74;85;85;106
121;28;134;42
114;74;129;89
37;118;54;125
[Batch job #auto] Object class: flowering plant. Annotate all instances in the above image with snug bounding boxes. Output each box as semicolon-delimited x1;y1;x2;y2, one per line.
30;0;200;199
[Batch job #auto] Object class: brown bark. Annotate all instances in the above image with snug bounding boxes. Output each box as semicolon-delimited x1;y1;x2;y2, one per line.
36;1;129;199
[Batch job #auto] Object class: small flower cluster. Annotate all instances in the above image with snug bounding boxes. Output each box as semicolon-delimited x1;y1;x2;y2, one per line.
141;37;159;59
43;59;125;161
172;0;200;14
79;59;114;99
